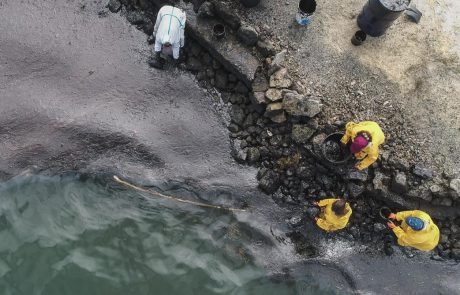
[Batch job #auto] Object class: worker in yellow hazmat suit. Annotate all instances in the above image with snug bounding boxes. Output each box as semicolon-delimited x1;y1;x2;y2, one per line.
340;121;385;170
387;210;440;251
313;199;352;232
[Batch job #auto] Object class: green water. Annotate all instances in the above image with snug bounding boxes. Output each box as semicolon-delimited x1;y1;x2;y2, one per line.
0;175;338;295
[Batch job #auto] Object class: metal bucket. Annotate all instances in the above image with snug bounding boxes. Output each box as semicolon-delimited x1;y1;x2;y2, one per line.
357;0;409;37
296;0;316;26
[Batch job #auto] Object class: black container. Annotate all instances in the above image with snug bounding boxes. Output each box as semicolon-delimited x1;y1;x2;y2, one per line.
213;23;226;39
357;0;408;37
351;30;367;45
240;0;260;8
379;207;392;221
299;0;317;14
321;132;352;165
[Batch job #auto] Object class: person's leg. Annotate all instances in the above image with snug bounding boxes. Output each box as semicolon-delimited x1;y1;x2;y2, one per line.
149;41;165;69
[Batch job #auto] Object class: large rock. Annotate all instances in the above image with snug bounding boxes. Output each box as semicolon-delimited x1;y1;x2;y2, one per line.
268;50;286;75
246;147;260;163
269;112;286;123
283;93;322;118
269;68;292;89
252;74;269;92
412;164;434;179
449;178;460;199
212;1;241;29
303;99;322;117
265;88;282;102
291;124;315;144
348;182;365;197
346;169;369;182
230;105;246;126
107;0;122;12
391;172;407;194
251;92;268;104
237;25;259;46
265;102;283;116
258;169;280;194
372;171;389;193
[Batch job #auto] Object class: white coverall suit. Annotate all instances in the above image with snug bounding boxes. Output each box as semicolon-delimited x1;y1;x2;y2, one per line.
153;5;186;60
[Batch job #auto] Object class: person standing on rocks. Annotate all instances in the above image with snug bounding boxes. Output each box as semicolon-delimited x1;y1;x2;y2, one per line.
149;5;186;69
387;210;440;251
313;199;352;232
340;121;385;170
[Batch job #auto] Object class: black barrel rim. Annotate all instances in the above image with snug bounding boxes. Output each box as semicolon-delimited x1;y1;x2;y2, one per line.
299;0;317;14
379;207;392;220
213;24;226;39
321;132;352;164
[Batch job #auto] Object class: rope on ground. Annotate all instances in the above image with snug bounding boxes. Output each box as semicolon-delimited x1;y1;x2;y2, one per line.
113;175;249;212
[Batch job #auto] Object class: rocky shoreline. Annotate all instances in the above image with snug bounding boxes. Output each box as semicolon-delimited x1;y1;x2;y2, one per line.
107;0;460;260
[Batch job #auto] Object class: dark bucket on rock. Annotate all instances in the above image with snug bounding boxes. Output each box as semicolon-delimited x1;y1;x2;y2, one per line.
357;0;409;37
213;23;226;39
240;0;261;8
321;132;352;165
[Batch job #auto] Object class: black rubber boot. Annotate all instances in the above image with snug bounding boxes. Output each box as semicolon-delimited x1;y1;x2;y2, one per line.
148;52;165;69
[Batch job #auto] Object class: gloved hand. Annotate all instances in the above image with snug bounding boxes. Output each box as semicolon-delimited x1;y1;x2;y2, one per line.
387;221;396;229
312;201;319;207
389;213;396;220
355;164;363;170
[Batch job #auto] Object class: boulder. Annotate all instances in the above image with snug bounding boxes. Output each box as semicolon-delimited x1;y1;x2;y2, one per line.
346;169;369;182
252;74;269;92
265;88;282;102
268;50;286;75
107;0;122;12
251;92;268;104
269;112;287;123
269;68;292;89
449;178;460;199
230;105;246;126
265;102;284;116
291;124;315;144
258;170;280;193
372;172;389;193
304;99;322;117
246;147;260;163
391;172;407;194
412;164;434;179
348;182;365;197
237;25;259;46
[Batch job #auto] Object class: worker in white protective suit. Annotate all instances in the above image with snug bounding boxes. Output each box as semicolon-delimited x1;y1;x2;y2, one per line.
149;5;186;69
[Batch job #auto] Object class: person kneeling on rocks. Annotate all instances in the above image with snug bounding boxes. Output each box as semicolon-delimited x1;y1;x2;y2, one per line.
313;199;352;232
149;5;186;69
387;210;440;251
340;121;385;170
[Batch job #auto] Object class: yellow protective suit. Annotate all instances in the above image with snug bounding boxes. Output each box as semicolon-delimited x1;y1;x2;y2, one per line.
316;199;352;232
340;121;385;170
392;210;440;251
